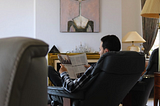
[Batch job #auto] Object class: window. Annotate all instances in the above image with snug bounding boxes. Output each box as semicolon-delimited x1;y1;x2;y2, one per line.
149;29;160;54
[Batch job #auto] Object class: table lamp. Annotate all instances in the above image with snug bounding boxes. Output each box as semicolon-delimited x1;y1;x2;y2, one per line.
122;31;146;52
141;0;160;18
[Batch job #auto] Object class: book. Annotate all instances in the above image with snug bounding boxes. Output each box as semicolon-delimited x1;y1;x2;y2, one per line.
58;53;88;79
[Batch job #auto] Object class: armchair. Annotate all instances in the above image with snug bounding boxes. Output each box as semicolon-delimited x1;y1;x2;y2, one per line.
122;48;158;106
0;37;49;106
48;51;145;106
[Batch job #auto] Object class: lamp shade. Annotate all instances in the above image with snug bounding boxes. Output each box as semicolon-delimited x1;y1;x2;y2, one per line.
141;0;160;18
122;31;146;43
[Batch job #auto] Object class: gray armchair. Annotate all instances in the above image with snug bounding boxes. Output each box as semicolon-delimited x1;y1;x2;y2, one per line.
48;51;145;106
0;37;49;106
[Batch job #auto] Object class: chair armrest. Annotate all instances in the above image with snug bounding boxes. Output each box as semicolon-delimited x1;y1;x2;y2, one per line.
48;86;84;99
132;77;154;91
131;81;146;91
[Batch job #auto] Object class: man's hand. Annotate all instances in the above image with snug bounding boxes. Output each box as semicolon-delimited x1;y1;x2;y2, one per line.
84;64;91;69
59;64;68;74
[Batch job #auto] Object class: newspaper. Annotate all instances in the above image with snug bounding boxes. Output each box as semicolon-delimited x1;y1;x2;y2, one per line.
58;53;88;79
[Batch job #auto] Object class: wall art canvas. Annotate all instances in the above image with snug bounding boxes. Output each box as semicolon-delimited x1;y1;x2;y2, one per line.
60;0;100;33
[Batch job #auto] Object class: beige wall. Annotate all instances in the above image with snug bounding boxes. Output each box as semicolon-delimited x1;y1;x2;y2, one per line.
122;0;142;50
36;0;122;52
0;0;142;52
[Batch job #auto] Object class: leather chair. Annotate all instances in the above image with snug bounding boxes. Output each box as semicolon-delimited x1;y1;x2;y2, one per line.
123;48;158;106
48;51;145;106
0;37;49;106
146;48;158;75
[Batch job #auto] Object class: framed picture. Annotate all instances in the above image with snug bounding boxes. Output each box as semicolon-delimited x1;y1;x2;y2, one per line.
60;0;100;33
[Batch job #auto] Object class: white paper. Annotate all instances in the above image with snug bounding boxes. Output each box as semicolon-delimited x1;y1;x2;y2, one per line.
58;53;88;79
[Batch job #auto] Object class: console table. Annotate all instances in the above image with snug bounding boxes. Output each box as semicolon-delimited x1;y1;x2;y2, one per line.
48;53;100;86
154;72;160;106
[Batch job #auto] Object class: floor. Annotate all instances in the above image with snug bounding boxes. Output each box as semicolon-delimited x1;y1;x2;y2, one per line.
119;98;159;106
146;98;160;106
146;98;154;106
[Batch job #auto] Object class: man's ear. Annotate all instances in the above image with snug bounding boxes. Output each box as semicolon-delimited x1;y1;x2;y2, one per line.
104;48;109;53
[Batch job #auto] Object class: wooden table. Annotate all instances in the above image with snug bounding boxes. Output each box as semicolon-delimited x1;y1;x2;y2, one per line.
154;72;160;106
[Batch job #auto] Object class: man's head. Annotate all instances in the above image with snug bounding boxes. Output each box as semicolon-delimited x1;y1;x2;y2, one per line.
99;35;121;57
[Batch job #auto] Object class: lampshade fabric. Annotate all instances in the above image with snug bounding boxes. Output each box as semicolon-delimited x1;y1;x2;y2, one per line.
122;31;146;43
141;0;160;18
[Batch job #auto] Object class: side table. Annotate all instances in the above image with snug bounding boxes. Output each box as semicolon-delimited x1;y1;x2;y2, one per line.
154;72;160;106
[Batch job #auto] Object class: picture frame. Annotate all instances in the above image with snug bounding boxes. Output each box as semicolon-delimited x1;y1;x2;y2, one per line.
60;0;100;33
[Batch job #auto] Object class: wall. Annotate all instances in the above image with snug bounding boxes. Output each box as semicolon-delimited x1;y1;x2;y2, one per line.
0;0;35;38
122;0;142;50
36;0;122;53
0;0;142;53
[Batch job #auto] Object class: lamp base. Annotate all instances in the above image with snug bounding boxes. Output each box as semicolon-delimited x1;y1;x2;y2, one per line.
127;45;140;52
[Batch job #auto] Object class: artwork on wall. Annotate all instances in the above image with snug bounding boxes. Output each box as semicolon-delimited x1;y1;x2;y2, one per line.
60;0;100;33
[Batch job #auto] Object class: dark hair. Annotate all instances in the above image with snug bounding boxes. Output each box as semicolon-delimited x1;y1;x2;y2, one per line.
101;35;121;51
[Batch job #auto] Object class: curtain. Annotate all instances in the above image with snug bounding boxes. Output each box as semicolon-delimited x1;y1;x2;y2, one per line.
141;0;159;56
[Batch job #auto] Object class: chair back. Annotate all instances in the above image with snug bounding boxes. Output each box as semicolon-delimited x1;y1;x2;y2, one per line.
123;48;159;106
146;48;158;74
0;37;48;106
79;51;145;106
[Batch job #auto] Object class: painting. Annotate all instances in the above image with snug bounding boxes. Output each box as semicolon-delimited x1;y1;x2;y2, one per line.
60;0;100;33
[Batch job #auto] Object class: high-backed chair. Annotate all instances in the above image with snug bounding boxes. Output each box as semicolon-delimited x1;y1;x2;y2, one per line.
146;48;158;75
0;37;49;106
48;51;145;106
123;48;158;106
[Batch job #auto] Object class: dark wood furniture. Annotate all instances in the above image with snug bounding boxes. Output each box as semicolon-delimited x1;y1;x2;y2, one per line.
154;72;160;106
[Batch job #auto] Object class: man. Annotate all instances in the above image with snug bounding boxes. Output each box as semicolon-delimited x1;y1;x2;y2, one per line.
48;35;121;105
